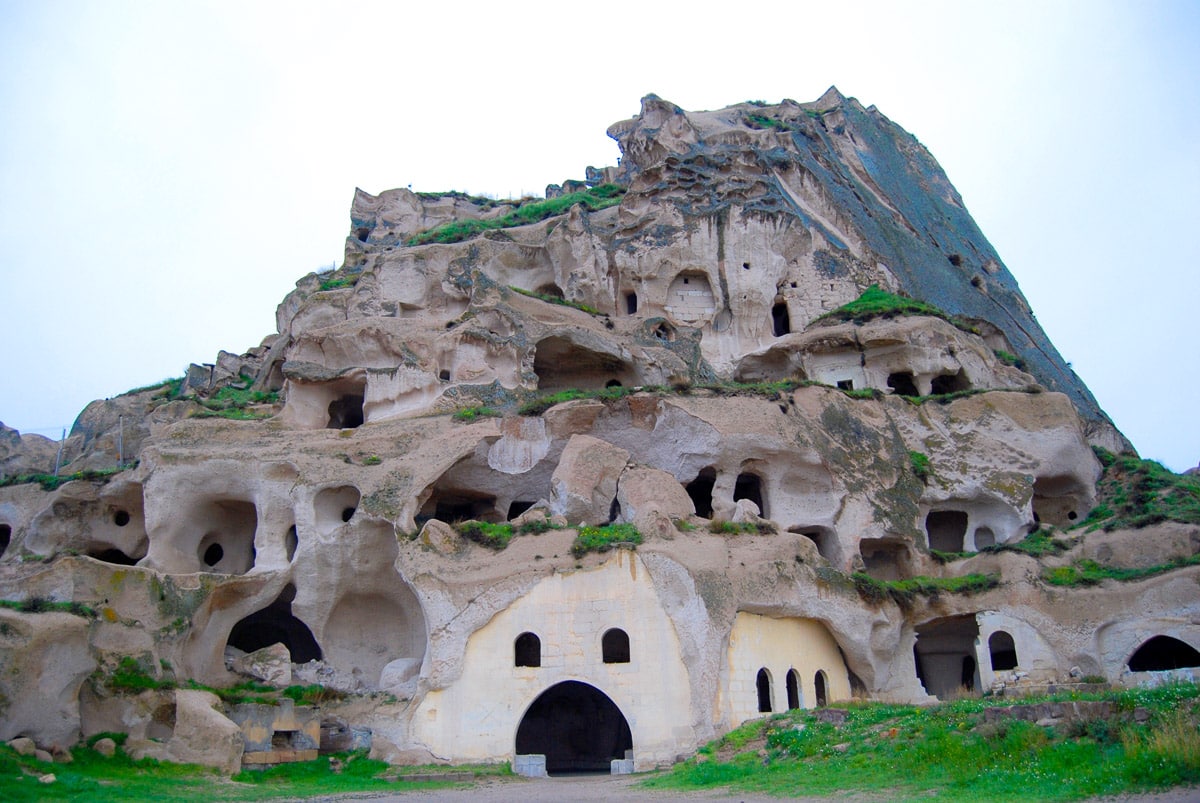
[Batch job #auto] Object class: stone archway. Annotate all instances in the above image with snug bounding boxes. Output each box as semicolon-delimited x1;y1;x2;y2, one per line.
515;681;632;774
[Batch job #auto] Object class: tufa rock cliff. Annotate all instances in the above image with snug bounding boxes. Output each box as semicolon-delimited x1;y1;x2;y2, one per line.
0;91;1195;774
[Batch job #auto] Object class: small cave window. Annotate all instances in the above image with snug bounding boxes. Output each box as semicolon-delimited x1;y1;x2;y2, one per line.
226;584;322;664
926;510;968;552
507;501;535;520
203;543;225;567
285;526;298;563
602;628;631;664
113;510;131;527
652;322;676;342
734;472;766;518
439;369;451;382
355;227;371;243
930;370;970;395
814;670;828;707
947;254;962;267
515;632;541;668
605;379;623;388
327;394;365;429
989;631;1019;671
756;668;773;713
1128;636;1200;672
685;467;717;519
837;379;854;391
625;292;638;315
771;301;791;337
786;669;801;710
742;262;751;270
0;524;11;557
887;372;919;396
341;506;356;523
535;283;564;300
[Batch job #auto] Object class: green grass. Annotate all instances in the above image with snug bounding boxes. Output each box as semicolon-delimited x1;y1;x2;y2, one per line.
508;286;602;315
1079;448;1200;531
317;275;358;292
516;380;810;417
1043;554;1200;587
709;520;777;535
571;523;642;558
993;349;1027;370
451;406;502;423
850;572;999;606
0;466;127;491
123;376;186;399
984;528;1070;558
643;682;1200;801
455;521;517;550
407;184;625;246
0;598;96;617
0;744;505;801
908;450;931;480
191;382;279;421
818;284;980;334
745;113;793;132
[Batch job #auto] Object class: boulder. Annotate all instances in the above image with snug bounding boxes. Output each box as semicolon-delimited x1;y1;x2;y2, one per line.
550;435;629;525
615;465;695;526
231;642;292;686
93;737;117;757
165;690;244;774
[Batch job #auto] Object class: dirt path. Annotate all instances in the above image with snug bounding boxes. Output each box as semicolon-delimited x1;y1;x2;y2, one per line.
314;774;1200;803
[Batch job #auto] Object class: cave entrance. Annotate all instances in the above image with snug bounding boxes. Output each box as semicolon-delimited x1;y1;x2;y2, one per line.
771;300;790;337
327;393;365;429
925;510;968;552
887;372;919;396
515;681;633;775
734;472;766;518
913;614;980;700
685;467;717;519
930;370;970;395
226;584;322;664
1127;636;1200;672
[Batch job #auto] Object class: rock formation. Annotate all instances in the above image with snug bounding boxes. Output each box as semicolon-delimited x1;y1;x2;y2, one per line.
1;91;1197;775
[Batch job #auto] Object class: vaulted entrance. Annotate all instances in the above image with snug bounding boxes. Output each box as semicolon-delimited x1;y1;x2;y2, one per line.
515;681;633;774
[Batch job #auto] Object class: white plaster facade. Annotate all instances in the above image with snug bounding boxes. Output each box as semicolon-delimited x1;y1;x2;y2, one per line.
412;552;694;769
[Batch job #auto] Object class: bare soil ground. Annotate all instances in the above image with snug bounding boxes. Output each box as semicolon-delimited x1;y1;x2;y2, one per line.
315;774;1200;803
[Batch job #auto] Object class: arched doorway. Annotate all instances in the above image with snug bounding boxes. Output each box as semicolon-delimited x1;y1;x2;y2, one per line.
515;681;633;775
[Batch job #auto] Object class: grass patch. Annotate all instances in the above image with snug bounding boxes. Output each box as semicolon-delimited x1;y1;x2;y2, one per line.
1043;554;1200;587
709;520;777;535
516;380;811;417
571;523;642;558
452;406;502;423
994;349;1027;370
644;682;1200;801
818;284;980;334
984;527;1070;558
455;521;516;550
508;285;602;315
745;113;793;132
0;466;126;491
407;184;625;246
908;450;931;481
191;380;279;421
1080;448;1200;531
0;597;96;617
318;274;358;292
850;572;999;606
123;376;186;399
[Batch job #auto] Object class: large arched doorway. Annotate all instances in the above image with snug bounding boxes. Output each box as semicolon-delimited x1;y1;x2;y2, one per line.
515;681;633;775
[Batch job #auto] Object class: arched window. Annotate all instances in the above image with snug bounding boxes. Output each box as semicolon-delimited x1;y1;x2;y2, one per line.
814;670;828;707
786;669;801;710
756;668;773;713
515;632;541;667
988;631;1018;671
602;628;630;663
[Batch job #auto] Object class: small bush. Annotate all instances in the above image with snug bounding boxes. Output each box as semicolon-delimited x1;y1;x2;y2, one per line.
909;451;931;480
108;656;171;693
709;520;776;535
318;275;358;292
456;521;515;550
571;523;642;558
282;684;345;706
452;406;502;423
993;349;1027;370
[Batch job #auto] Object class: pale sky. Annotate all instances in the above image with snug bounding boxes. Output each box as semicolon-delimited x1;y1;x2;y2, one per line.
1;1;1196;471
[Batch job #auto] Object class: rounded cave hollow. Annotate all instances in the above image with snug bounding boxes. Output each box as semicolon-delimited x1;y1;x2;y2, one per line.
515;681;632;775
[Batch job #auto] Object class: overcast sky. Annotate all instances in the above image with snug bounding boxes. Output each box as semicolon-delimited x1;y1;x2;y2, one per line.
1;1;1196;471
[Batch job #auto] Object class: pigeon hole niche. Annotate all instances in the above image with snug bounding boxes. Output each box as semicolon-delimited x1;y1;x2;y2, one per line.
84;482;150;566
194;498;259;574
321;581;427;688
313;485;361;535
913;615;981;699
284;375;367;430
859;537;913;581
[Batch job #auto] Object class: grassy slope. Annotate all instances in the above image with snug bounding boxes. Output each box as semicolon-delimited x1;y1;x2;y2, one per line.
641;683;1200;801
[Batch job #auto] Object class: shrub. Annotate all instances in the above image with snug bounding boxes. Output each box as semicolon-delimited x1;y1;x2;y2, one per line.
909;451;931;480
456;521;515;550
318;275;358;292
571;523;642;558
709;520;776;535
452;406;502;423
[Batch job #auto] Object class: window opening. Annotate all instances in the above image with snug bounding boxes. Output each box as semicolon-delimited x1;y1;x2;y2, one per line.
756;668;773;713
685;467;716;519
1128;636;1200;672
515;632;541;667
734;472;766;518
114;510;130;527
814;670;828;707
786;669;800;710
625;292;638;314
988;631;1018;671
771;301;790;337
602;628;630;664
887;372;919;396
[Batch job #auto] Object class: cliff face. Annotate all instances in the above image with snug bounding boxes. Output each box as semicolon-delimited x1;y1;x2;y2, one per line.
0;92;1191;773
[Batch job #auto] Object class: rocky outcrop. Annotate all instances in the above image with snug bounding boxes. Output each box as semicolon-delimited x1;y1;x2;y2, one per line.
0;91;1189;773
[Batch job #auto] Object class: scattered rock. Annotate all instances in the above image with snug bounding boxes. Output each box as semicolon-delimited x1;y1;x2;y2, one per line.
93;737;117;757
